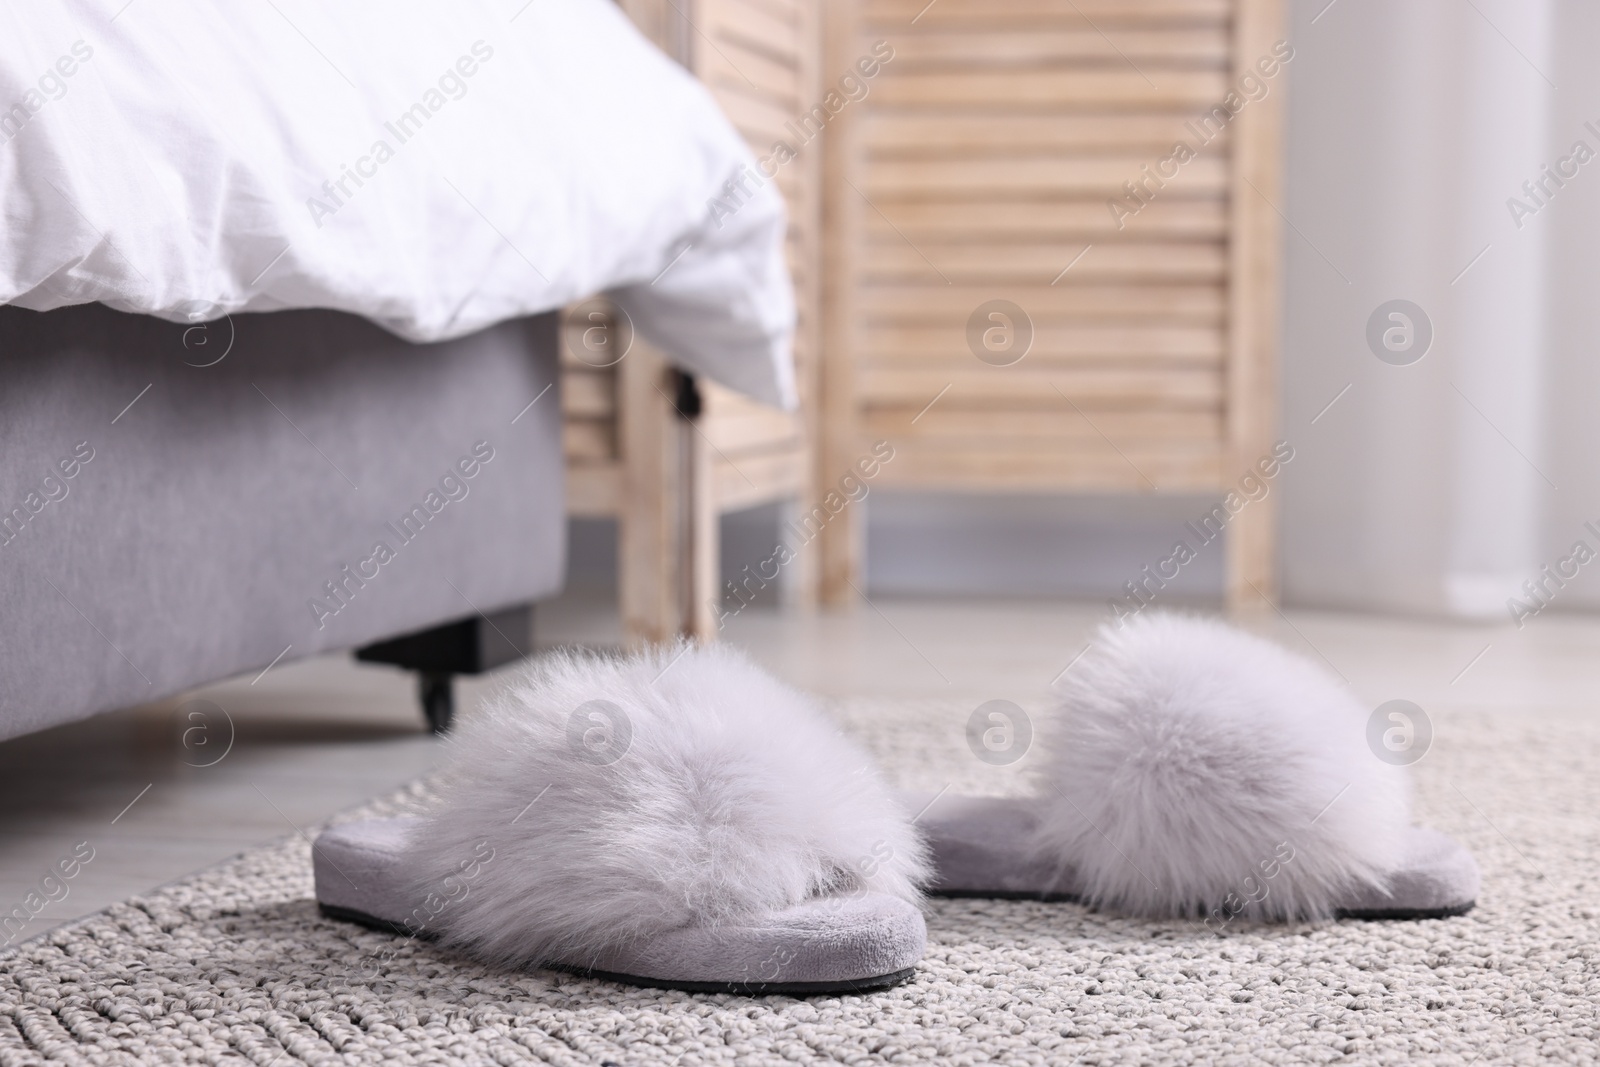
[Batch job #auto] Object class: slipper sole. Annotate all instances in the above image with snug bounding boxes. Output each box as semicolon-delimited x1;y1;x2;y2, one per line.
314;817;925;994
908;793;1480;920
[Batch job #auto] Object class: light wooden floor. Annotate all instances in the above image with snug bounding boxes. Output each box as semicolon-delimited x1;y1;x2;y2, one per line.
2;589;1592;942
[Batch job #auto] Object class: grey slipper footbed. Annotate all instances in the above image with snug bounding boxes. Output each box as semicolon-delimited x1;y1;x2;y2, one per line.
313;817;925;995
908;792;1480;920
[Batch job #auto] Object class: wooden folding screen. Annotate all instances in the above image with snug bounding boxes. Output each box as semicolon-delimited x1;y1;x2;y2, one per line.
818;0;1284;609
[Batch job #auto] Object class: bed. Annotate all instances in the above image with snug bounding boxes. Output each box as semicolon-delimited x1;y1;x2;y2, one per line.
0;0;795;739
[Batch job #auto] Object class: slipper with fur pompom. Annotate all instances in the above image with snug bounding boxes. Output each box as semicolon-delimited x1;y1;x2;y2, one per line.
908;613;1479;924
314;643;931;994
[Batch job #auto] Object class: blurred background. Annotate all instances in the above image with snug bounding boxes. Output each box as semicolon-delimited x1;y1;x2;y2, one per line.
570;0;1600;628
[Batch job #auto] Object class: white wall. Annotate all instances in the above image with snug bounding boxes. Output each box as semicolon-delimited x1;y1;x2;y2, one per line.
1280;0;1600;619
1278;0;1553;617
1540;0;1600;610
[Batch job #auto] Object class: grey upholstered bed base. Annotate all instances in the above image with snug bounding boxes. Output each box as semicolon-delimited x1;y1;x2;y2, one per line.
0;305;565;742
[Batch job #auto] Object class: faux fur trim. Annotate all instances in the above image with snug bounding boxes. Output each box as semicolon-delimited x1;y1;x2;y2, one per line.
1032;613;1410;921
404;643;929;966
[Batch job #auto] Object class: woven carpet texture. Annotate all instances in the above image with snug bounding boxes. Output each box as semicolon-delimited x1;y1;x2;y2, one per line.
1;698;1596;1065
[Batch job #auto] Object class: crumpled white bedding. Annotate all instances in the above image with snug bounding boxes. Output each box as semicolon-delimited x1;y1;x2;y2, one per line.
0;0;795;407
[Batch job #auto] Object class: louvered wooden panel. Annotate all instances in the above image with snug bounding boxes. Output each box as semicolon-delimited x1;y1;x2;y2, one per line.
864;198;1227;240
864;157;1229;198
844;0;1237;495
868;0;1233;21
862;367;1226;407
871;116;1231;155
866;284;1227;323
863;324;1225;363
819;0;1284;606
891;29;1230;66
867;408;1225;442
880;444;1223;490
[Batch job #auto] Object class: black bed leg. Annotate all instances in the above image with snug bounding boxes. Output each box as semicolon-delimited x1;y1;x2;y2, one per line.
354;604;533;734
419;672;455;734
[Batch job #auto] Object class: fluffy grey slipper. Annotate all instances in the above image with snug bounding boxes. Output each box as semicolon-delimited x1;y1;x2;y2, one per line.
915;614;1479;924
314;645;930;994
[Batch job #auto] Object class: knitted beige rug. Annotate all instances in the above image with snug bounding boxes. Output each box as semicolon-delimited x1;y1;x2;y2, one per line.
2;699;1597;1066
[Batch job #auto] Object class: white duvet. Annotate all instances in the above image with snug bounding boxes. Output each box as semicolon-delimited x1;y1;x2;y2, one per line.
0;1;794;407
